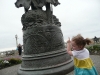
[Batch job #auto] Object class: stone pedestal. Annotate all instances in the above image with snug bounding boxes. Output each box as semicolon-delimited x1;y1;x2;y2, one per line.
18;25;73;75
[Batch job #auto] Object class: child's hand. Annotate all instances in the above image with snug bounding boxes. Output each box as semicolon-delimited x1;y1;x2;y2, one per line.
67;37;71;43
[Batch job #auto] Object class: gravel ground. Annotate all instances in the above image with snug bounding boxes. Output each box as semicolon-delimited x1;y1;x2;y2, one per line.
0;55;100;75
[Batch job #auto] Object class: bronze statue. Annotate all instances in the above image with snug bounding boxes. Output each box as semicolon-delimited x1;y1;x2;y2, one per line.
15;0;74;75
15;0;60;12
15;0;60;23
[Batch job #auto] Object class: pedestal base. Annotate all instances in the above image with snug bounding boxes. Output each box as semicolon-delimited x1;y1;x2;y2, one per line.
18;60;74;75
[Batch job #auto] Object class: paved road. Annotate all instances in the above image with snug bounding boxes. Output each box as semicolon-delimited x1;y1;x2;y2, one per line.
0;55;100;75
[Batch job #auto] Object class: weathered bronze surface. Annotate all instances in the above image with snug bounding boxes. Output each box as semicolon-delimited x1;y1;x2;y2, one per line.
15;0;74;75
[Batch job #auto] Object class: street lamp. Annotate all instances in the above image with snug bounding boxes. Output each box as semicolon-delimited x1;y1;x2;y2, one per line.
15;34;18;47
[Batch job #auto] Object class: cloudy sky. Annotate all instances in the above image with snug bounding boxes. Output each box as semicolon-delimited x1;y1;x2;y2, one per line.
0;0;100;50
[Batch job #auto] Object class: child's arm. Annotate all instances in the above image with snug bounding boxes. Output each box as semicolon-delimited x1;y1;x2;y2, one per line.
66;38;73;56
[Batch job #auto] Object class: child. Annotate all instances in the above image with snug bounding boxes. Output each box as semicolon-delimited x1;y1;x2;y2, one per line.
66;34;98;75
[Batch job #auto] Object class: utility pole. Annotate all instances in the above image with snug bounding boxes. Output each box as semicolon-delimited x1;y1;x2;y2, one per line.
15;34;18;47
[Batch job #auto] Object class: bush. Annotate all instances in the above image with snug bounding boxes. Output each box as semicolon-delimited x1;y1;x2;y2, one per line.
93;45;100;51
0;58;22;70
86;44;100;55
9;58;21;65
0;60;11;69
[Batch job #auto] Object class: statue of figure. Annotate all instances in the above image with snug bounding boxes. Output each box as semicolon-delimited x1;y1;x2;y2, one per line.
93;36;99;43
15;0;60;23
15;0;40;12
15;1;74;75
37;0;60;23
15;0;60;12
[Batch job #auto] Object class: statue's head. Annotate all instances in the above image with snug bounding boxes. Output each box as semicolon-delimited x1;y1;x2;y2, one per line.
15;0;31;9
15;0;24;8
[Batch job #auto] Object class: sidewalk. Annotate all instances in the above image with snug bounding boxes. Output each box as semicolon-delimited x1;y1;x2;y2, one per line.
0;55;100;75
